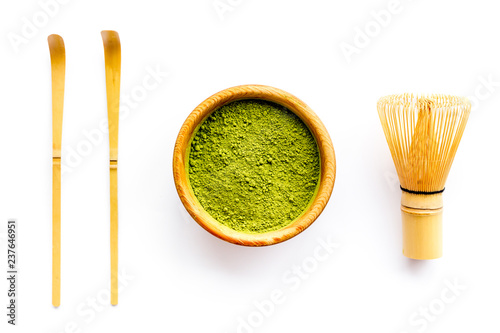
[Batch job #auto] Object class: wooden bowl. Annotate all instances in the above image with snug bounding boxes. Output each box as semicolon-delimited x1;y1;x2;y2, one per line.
173;85;336;246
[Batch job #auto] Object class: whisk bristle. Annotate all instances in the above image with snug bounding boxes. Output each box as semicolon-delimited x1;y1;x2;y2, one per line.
378;94;471;193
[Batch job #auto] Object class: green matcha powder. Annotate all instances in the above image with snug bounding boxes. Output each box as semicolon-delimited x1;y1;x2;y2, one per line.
188;99;320;233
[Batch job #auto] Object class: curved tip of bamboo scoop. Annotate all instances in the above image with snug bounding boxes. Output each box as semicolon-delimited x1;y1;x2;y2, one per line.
48;34;63;44
101;30;120;46
48;34;65;61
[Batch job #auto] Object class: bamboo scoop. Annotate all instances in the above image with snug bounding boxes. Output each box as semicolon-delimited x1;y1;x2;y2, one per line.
101;30;121;305
48;34;65;307
378;94;470;260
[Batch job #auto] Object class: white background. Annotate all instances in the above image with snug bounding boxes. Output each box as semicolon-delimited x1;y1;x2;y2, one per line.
0;0;499;332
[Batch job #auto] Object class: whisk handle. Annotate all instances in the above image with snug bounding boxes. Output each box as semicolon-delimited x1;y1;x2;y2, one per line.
401;192;443;260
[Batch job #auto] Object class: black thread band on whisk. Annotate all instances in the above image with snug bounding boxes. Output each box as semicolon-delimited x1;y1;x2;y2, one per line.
400;186;445;195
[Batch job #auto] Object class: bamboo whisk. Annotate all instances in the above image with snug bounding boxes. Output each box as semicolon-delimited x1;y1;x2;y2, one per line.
377;94;470;259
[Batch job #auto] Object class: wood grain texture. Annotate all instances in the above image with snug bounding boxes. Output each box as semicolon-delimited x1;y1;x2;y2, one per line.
173;85;336;246
48;34;65;307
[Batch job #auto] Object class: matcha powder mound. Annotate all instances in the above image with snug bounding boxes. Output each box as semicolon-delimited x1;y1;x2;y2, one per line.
188;99;320;233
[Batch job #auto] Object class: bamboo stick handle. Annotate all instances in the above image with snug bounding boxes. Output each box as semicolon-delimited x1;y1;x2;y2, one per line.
101;30;121;305
48;34;65;307
52;159;61;306
110;164;118;304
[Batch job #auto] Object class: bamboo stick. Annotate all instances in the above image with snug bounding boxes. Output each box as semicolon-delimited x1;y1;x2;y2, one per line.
48;34;65;307
101;30;121;305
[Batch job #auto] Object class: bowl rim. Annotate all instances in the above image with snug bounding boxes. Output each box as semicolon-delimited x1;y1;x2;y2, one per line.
173;84;336;246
